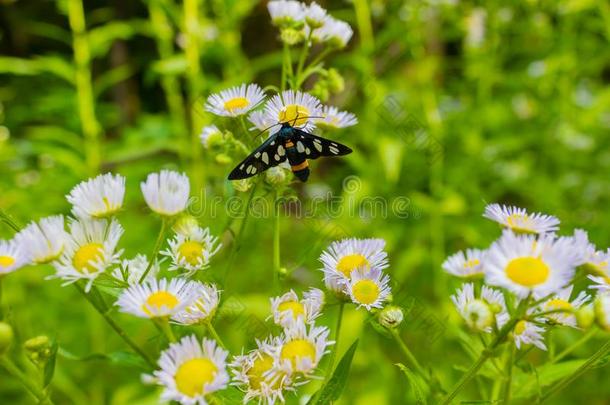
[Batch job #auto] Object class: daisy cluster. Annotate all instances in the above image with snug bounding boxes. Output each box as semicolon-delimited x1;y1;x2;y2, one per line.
230;288;329;404
445;203;610;351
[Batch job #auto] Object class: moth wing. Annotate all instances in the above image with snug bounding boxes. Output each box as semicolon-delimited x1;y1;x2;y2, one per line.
292;128;352;160
227;135;287;180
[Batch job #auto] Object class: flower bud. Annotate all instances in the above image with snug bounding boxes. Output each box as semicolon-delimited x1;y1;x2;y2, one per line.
0;322;14;354
173;215;199;237
265;167;289;187
232;179;252;193
311;81;330;103
326;68;345;94
24;335;53;367
215;153;232;165
576;303;595;329
280;28;305;46
463;299;494;331
378;305;404;329
594;294;610;331
200;125;224;149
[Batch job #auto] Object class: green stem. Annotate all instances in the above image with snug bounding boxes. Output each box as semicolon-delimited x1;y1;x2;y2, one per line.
326;302;345;377
273;190;281;288
67;0;102;175
157;318;176;343
0;209;21;232
0;277;3;320
542;338;610;401
0;357;54;404
501;345;515;404
281;42;291;91
139;218;167;283
294;31;313;89
391;329;427;379
353;0;374;52
74;284;155;368
552;328;597;364
205;322;226;349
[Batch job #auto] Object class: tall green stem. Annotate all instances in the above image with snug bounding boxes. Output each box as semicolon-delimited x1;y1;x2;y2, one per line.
552;328;597;364
74;284;155;368
0;277;3;320
67;0;101;175
139;218;167;283
501;345;515;404
0;357;54;404
156;318;176;343
391;329;427;379
326;302;345;377
273;190;281;288
205;322;226;349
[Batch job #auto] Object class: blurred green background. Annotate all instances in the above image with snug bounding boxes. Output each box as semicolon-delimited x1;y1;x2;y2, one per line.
1;0;609;403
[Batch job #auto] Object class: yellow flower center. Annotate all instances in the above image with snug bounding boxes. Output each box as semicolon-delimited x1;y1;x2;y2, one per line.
506;214;537;234
336;254;369;278
72;243;104;273
278;300;305;319
247;354;279;390
0;255;15;268
505;257;549;287
464;259;480;269
178;241;205;266
142;291;179;316
352;279;380;305
278;104;310;127
545;299;572;312
224;97;249;112
174;358;217;397
514;320;527;335
280;339;316;368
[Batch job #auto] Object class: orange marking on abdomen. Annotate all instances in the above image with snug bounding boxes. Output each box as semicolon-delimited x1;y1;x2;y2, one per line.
291;160;309;171
285;140;294;148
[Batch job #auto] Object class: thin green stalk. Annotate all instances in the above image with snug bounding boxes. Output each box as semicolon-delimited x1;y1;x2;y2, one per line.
205;322;226;349
74;284;155;368
0;357;54;404
139;218;168;283
281;43;290;91
67;0;102;175
294;31;313;89
501;345;515;404
0;209;20;232
391;329;426;379
157;318;176;343
326;302;345;377
542;338;610;401
0;277;3;320
273;189;281;287
353;0;374;52
552;328;597;364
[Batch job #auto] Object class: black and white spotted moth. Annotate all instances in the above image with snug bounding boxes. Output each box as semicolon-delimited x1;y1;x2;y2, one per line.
228;123;352;182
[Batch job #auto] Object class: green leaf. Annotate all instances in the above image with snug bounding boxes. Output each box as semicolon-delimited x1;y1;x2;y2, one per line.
310;339;359;405
43;338;59;388
59;349;148;370
396;363;429;404
513;359;586;398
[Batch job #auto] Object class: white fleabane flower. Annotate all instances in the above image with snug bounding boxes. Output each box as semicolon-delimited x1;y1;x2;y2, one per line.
268;0;304;26
442;248;486;279
248;110;276;132
451;283;508;332
230;339;294;404
272;319;332;377
199;125;223;149
270;288;324;327
320;238;388;295
484;230;578;299
172;282;221;325
315;105;358;129
594;293;610;331
571;229;610;286
116;278;198;319
205;83;265;117
112;254;159;285
16;215;67;264
538;285;589;328
263;91;322;132
154;335;229;405
66;173;126;218
141;170;190;216
346;267;391;311
163;226;221;274
483;203;559;234
51;218;123;291
314;16;353;48
0;239;28;275
512;320;547;350
305;2;327;28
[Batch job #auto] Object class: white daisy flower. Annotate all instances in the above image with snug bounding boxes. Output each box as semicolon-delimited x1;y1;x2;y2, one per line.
51;218;123;291
442;248;486;279
262;91;322;132
248;110;277;133
571;229;610;284
66;173;126;218
315;105;358;129
111;254;159;285
0;239;28;275
345;267;391;311
484;230;579;299
15;215;67;264
483;203;559;234
270;288;324;327
313;16;353;48
594;293;610;331
172;282;220;325
116;278;198;319
163;226;221;274
205;83;265;117
272;319;332;377
319;238;388;294
451;283;509;332
538;285;590;328
267;0;304;26
512;320;547;350
141;170;190;216
230;339;294;404
305;2;327;28
199;125;223;149
154;335;229;405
